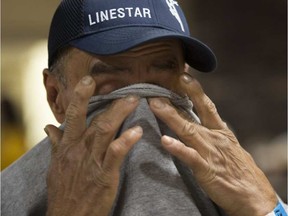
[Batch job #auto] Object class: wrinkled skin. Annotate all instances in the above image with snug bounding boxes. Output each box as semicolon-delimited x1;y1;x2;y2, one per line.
149;75;277;216
44;40;277;216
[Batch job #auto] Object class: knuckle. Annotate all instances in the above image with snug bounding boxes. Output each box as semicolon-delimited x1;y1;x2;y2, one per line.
181;120;197;137
203;95;218;115
91;119;114;135
223;129;239;144
90;168;110;187
200;166;217;186
222;121;229;129
66;87;88;115
73;87;81;97
161;103;179;120
83;127;96;145
109;138;127;158
66;103;85;120
168;105;178;115
111;97;138;114
70;91;84;108
73;86;85;100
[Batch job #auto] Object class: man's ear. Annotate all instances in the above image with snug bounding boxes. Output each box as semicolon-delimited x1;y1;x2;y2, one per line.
43;69;65;123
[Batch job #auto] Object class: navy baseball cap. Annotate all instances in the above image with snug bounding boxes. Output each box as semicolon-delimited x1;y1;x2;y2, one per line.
48;0;217;72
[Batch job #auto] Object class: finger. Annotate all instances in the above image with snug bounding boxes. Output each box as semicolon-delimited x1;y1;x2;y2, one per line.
89;95;139;161
44;124;63;153
102;126;143;172
63;76;96;141
161;135;210;180
149;97;207;151
179;73;227;130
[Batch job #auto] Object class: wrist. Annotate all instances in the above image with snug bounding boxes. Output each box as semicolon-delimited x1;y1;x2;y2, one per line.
266;201;288;216
251;195;278;216
229;193;278;216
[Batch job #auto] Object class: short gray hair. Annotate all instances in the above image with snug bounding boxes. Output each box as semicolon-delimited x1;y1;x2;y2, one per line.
49;46;72;88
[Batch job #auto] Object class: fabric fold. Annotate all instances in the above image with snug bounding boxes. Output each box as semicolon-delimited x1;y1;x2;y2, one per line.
110;98;202;215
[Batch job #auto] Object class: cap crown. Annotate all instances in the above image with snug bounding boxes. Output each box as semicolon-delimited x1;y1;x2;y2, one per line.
48;0;217;72
48;0;190;67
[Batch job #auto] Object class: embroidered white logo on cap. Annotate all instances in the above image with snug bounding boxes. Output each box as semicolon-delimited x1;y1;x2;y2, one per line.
88;7;152;26
166;0;185;32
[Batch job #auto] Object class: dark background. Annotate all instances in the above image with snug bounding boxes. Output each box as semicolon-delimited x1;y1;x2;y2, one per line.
180;0;287;144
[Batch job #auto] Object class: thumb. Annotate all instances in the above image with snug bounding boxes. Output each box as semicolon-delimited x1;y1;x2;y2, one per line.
44;124;63;152
179;73;204;97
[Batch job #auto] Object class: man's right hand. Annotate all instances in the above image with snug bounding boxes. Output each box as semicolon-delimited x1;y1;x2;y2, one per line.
45;76;143;216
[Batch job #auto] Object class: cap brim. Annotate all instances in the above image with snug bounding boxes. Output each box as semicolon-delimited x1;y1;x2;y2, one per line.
70;26;217;72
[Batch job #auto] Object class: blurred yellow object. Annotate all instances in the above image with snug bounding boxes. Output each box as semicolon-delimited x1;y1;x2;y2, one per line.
1;124;27;170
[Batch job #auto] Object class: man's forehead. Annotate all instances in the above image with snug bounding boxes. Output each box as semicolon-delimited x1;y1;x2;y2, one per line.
71;38;182;58
110;39;182;57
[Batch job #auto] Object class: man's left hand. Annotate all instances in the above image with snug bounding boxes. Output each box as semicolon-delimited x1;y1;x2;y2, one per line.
149;73;277;216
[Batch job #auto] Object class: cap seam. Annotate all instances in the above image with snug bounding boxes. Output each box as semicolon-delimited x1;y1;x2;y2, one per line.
149;0;159;26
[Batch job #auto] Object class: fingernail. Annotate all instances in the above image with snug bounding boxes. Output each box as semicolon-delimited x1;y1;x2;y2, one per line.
132;126;143;134
182;74;193;83
44;127;49;136
162;135;175;146
81;76;93;85
125;95;139;103
151;98;165;109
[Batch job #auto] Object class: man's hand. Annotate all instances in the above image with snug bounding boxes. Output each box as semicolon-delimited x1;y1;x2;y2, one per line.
45;76;143;216
149;73;277;216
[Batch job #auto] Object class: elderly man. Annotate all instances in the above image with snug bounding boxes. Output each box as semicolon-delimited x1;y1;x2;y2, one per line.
2;0;287;215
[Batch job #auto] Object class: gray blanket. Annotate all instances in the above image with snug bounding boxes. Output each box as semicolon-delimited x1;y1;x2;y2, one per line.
1;84;225;216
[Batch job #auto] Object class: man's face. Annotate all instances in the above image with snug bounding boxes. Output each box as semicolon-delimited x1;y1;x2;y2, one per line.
45;39;185;123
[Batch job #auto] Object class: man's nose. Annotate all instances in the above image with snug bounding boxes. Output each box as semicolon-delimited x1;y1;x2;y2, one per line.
130;64;152;83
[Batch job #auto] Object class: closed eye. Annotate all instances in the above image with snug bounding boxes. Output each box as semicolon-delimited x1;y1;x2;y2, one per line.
152;59;178;71
90;62;128;75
